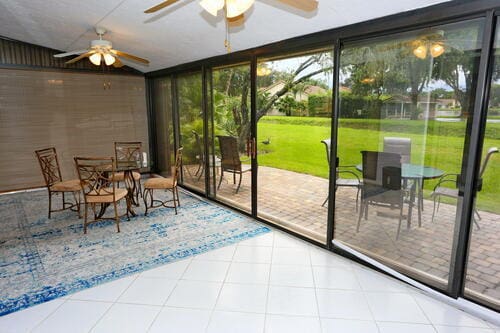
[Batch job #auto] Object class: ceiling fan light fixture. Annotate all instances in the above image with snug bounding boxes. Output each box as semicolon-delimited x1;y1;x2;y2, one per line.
199;0;224;16
225;0;254;18
430;42;445;58
413;44;427;60
103;53;116;66
89;53;102;66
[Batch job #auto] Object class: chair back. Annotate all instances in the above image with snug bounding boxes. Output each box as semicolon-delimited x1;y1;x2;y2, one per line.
479;147;498;178
114;142;142;169
173;147;183;186
321;139;331;164
361;151;402;204
217;136;242;170
35;147;63;187
383;137;411;164
361;151;402;188
74;157;116;200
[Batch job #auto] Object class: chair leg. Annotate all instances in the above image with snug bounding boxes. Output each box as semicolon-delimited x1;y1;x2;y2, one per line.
218;169;224;189
172;188;178;215
175;187;180;206
431;194;438;223
113;201;120;233
356;201;365;232
321;195;329;207
143;188;149;216
236;172;242;193
396;204;404;240
356;187;360;212
473;217;481;230
73;191;81;218
137;180;142;200
83;203;88;234
474;208;482;221
48;190;52;219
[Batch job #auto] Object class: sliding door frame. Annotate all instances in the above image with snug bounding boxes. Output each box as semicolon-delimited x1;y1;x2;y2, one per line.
146;0;500;312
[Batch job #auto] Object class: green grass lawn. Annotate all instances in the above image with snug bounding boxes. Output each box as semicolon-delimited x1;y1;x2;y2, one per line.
257;116;500;213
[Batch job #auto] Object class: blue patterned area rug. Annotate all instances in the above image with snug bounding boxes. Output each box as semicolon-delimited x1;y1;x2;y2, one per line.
0;189;270;316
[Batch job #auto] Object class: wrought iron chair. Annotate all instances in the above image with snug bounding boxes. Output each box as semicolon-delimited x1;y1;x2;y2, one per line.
431;147;499;229
74;156;128;233
357;151;405;239
320;139;361;209
217;136;251;193
112;142;143;201
35;147;82;219
143;147;183;215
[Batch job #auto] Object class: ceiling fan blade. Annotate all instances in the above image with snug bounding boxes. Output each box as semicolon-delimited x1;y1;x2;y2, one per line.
54;49;89;58
144;0;180;13
227;13;245;27
113;57;124;68
111;50;149;65
65;51;95;64
277;0;318;11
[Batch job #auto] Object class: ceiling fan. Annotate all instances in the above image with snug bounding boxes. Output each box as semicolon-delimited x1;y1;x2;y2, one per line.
144;0;318;51
53;27;150;67
145;0;318;19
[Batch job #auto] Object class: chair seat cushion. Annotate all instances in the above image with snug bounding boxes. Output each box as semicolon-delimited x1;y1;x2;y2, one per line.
50;179;81;192
111;171;141;182
144;177;175;189
85;188;128;203
433;186;458;198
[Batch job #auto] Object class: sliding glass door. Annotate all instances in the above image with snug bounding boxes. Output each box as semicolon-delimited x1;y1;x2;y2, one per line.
464;18;500;311
208;63;252;213
333;18;485;291
256;49;334;244
176;71;205;193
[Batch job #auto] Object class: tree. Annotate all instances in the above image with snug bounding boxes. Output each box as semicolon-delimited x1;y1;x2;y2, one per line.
275;96;306;116
213;52;333;151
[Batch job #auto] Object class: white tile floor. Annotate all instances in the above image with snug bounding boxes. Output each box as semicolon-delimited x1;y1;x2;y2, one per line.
1;229;499;333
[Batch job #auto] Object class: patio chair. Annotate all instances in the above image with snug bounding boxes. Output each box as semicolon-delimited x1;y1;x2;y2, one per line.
431;147;499;229
112;142;143;200
74;156;128;233
143;147;183;215
383;137;411;164
217;135;251;193
320;139;361;209
357;151;405;239
35;147;82;219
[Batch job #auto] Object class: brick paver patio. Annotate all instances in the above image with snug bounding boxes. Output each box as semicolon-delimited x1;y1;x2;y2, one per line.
181;164;499;305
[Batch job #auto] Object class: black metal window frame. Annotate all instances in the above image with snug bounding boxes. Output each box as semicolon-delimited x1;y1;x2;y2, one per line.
145;0;500;311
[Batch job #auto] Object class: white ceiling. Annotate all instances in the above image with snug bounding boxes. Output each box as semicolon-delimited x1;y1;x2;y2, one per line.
0;0;450;73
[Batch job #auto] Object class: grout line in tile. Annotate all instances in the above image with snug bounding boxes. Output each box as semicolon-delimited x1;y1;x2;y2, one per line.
86;273;141;332
204;234;239;333
145;259;193;332
351;264;380;332
28;297;70;332
310;241;324;333
263;231;276;333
